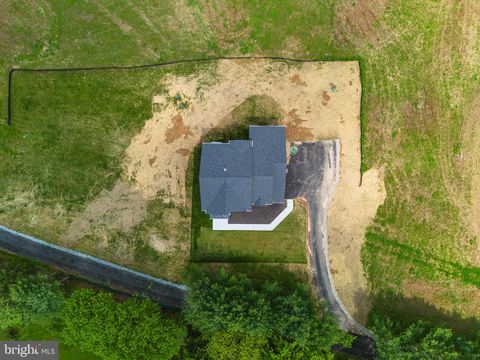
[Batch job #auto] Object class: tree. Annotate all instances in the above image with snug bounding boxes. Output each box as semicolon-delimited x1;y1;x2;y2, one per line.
8;274;64;320
0;273;64;331
0;299;22;331
206;330;267;360
184;270;273;338
371;314;480;360
184;269;353;359
265;338;333;360
61;289;185;360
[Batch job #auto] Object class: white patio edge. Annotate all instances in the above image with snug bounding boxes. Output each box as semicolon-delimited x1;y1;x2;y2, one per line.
212;199;294;231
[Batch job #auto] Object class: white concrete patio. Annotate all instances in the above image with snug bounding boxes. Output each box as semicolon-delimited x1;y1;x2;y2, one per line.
212;199;294;231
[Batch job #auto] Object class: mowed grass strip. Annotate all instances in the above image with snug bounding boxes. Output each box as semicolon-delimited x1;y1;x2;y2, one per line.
363;231;480;290
194;202;307;263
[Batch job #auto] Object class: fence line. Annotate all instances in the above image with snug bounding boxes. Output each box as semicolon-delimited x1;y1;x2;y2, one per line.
0;225;186;309
3;56;365;185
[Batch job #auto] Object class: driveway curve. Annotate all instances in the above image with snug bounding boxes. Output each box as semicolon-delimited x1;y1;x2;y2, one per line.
286;140;372;338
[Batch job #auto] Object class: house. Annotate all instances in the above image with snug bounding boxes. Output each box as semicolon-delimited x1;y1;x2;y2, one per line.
199;125;293;230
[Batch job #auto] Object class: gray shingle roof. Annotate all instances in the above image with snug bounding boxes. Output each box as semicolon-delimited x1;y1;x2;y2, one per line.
200;125;286;219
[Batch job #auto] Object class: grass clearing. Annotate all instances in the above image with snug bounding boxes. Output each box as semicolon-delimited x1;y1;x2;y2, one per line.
193;202;307;263
0;65;198;281
354;0;480;324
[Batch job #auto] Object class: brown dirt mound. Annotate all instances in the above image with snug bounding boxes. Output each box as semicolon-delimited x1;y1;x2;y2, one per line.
165;114;194;144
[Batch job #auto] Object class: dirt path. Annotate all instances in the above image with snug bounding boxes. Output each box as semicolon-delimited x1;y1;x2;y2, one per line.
328;168;386;323
123;59;385;323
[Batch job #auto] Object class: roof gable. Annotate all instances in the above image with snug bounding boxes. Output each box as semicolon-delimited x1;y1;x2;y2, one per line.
200;126;286;218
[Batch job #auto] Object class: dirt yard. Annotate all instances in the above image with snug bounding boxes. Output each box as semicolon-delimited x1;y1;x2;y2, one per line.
122;59;385;321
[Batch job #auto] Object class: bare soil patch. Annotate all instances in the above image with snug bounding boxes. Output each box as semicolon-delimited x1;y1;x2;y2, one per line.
62;180;147;245
165;114;194;144
124;59;385;321
148;208;182;254
335;0;387;45
289;74;307;86
328;167;386;324
285;109;314;141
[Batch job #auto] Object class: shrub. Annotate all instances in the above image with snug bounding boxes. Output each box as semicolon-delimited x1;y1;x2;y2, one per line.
62;289;185;360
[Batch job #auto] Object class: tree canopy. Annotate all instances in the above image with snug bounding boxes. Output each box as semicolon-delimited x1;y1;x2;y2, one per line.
61;289;186;360
371;314;480;360
184;269;353;359
0;271;64;330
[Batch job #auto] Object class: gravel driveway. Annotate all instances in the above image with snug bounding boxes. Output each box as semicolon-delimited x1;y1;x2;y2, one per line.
286;141;374;356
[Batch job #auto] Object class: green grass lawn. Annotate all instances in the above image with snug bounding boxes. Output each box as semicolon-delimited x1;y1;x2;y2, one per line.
0;65;199;281
193;202;307;263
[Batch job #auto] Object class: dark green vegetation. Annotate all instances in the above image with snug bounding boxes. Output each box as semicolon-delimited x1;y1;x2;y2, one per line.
187;262;311;291
184;269;353;359
0;253;351;360
0;250;185;360
16;320;99;360
1;0;479;342
0;257;100;360
0;273;63;329
371;313;480;359
62;289;185;360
